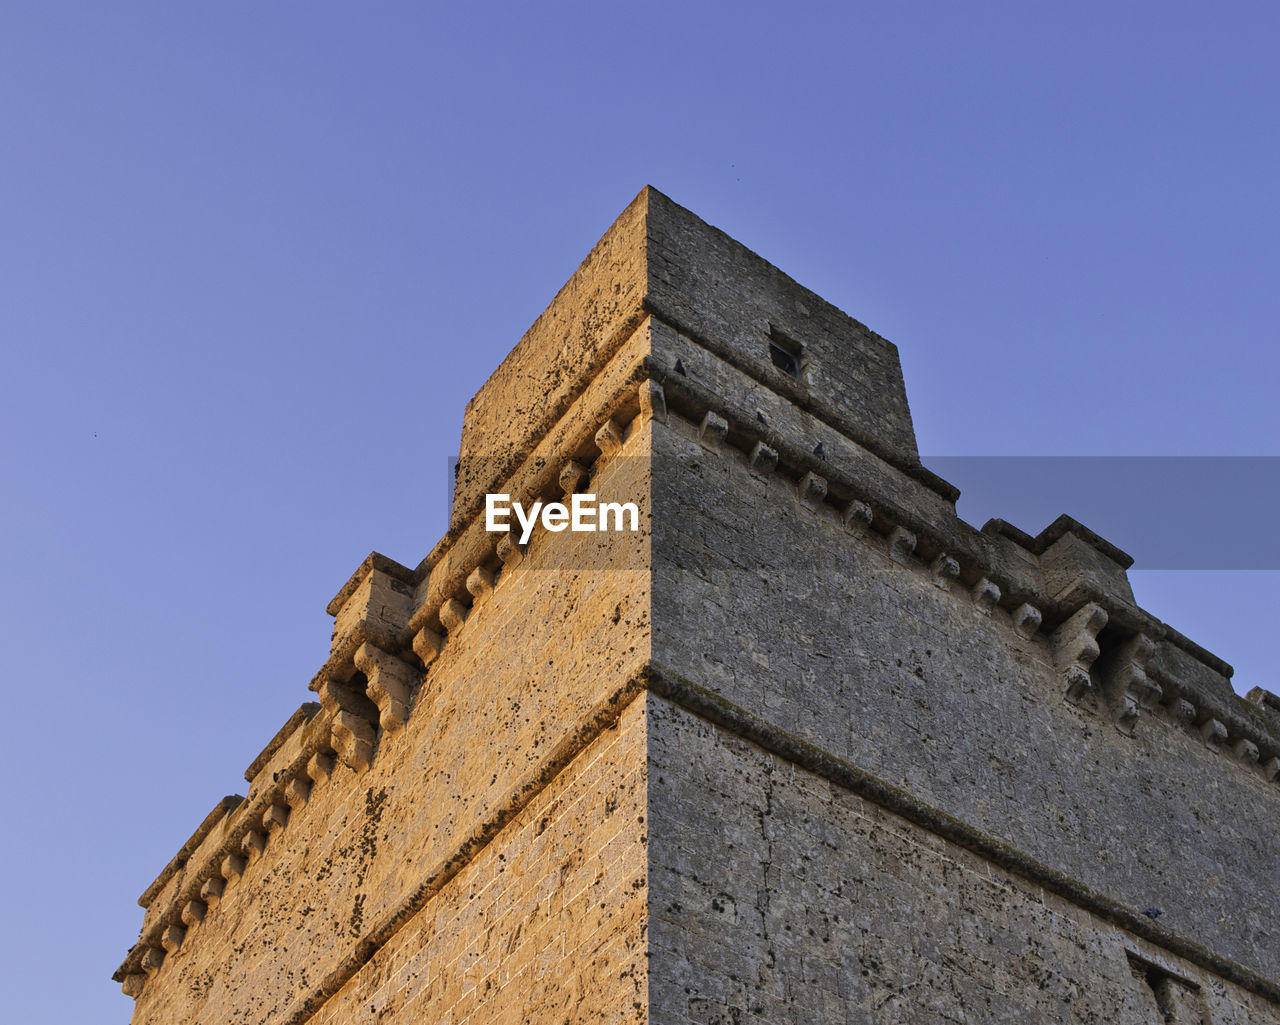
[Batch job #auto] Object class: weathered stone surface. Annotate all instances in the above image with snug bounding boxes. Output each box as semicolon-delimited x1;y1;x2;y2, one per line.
312;697;649;1025
648;695;1278;1024
118;437;651;1023
117;189;1279;1024
651;405;1279;984
452;188;925;538
328;562;415;657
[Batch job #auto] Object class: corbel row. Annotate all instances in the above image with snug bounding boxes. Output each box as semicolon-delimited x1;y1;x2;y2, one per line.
1152;668;1280;785
654;366;1280;792
1050;600;1280;780
403;398;649;694
646;362;1280;780
314;640;420;773
119;719;342;999
646;341;1274;787
1051;604;1162;733
308;372;652;779
662;379;1052;646
126;632;422;996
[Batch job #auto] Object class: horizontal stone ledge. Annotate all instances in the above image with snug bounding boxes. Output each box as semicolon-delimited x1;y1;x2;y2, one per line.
649;361;1163;636
643;659;1280;1008
641;300;959;502
244;703;321;785
1152;668;1280;765
137;795;244;909
325;551;416;619
644;363;1258;720
116;709;339;983
401;360;651;646
423;314;653;580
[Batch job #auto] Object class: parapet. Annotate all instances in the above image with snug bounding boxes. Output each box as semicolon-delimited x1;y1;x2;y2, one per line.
638;335;1277;763
450;186;926;543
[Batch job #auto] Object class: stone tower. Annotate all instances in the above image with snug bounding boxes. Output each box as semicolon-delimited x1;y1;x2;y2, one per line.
115;188;1280;1023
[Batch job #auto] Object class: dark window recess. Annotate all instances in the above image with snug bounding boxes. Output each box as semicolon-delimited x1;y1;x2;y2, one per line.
767;328;803;378
1127;953;1211;1024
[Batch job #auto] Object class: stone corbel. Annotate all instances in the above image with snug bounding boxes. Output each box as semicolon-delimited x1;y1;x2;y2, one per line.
181;900;206;928
698;411;728;451
466;567;495;604
558;459;589;498
412;626;444;668
748;441;777;476
639;380;667;423
596;417;625;457
306;750;336;784
1052;602;1107;702
355;641;418;733
285;776;312;811
439;597;468;634
220;853;246;882
842;499;872;532
1012;603;1042;639
888;527;916;564
334;714;375;773
262;802;289;833
971;577;1001;614
241;830;266;861
1199;717;1228;749
495;531;523;571
1100;633;1159;734
160;923;186;955
140;946;165;976
930;554;960;590
319;676;378;773
797;472;826;510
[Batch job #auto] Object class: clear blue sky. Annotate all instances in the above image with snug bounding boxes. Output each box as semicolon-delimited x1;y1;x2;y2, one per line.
1;3;1276;1020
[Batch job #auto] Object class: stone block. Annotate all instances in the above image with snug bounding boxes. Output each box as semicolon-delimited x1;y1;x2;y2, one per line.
887;526;916;563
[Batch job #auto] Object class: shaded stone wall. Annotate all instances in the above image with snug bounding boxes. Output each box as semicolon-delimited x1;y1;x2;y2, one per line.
650;362;1280;987
648;695;1277;1024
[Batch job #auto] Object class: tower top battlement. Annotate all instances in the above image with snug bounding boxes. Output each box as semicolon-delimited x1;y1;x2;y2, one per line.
452;186;930;533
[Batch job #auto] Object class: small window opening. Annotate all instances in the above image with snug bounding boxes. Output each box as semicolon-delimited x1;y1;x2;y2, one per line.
768;328;803;378
1126;953;1209;1024
1146;967;1179;1023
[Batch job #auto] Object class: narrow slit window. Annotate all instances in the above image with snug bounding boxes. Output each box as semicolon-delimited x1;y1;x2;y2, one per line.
768;328;803;378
